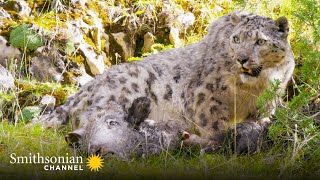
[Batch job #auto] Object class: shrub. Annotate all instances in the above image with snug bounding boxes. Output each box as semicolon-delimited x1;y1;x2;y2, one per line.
9;23;44;50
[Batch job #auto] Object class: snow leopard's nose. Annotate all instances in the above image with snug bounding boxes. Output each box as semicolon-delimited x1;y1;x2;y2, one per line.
237;58;249;65
89;145;116;156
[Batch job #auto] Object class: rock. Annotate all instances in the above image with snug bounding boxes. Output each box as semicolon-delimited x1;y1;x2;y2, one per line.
0;6;12;36
29;55;63;82
66;20;86;44
157;4;195;49
0;35;21;69
0;65;14;91
111;32;135;61
30;47;66;82
51;0;88;10
66;10;103;43
62;60;94;86
72;0;88;7
213;5;223;14
86;10;103;51
78;43;105;75
40;95;56;113
102;32;110;58
65;10;107;75
158;2;183;27
74;71;94;86
2;0;31;17
106;6;126;23
0;64;14;111
142;32;156;53
0;6;10;19
169;27;184;48
66;10;104;51
177;12;195;29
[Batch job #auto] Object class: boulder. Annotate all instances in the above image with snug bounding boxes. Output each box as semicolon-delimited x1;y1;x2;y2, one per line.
78;43;105;75
74;71;94;86
40;94;56;113
0;7;9;17
0;64;14;112
142;32;156;54
0;35;21;69
65;10;107;75
30;47;66;82
169;27;184;48
30;55;63;82
111;32;135;61
177;12;195;30
2;0;31;17
0;64;14;91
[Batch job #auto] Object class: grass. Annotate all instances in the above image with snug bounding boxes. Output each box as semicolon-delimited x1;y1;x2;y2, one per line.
0;122;319;178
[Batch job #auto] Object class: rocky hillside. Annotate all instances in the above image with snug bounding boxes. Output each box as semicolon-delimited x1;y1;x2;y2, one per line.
0;0;231;121
0;0;225;83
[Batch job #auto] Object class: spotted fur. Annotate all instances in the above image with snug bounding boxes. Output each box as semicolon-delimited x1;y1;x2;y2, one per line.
44;12;295;154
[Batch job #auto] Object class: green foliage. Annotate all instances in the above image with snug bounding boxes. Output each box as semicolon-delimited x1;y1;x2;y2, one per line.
127;57;142;62
267;103;320;166
54;41;76;55
16;79;77;105
9;23;44;50
288;91;313;110
291;0;320;45
18;106;41;123
151;43;173;52
64;42;76;55
298;50;320;92
0;90;15;119
0;123;70;158
257;80;281;117
0;91;14;102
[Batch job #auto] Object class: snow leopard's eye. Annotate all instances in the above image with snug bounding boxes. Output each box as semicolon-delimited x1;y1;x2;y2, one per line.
233;36;240;44
256;39;266;45
109;121;119;126
105;120;119;126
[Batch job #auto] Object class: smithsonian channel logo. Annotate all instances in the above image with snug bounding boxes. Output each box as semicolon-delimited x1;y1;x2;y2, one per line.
9;153;104;172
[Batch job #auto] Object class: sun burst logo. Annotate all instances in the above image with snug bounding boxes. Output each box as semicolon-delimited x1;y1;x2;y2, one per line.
86;154;104;172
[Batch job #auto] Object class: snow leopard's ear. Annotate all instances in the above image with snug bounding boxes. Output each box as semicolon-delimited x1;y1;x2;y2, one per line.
127;97;151;127
65;127;85;146
231;13;241;25
275;16;289;38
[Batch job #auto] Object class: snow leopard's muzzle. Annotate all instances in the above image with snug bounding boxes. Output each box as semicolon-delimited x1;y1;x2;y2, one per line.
240;66;262;77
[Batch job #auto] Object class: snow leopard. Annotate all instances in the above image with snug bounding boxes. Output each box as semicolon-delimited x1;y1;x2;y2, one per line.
43;11;295;156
